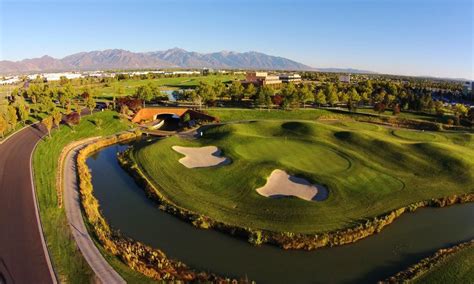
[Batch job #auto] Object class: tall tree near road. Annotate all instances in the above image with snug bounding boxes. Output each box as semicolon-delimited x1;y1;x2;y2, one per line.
42;116;53;138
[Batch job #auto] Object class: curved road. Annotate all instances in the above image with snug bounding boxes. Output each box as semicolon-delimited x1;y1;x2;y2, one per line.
0;124;56;283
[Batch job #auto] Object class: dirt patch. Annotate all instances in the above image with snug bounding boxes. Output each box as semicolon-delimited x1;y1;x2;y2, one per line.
256;169;328;201
172;145;231;168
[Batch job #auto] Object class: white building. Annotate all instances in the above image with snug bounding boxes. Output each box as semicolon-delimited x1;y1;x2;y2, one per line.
0;77;20;85
279;74;302;83
26;72;84;81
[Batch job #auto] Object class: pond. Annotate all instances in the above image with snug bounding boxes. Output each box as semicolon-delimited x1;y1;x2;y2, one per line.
87;142;474;283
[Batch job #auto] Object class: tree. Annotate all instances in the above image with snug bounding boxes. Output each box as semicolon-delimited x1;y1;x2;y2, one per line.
0;115;7;138
347;88;361;112
85;95;96;114
74;101;82;117
52;109;62;129
213;81;226;99
189;90;203;110
135;84;153;107
392;104;401;115
314;89;326;106
467;107;474;124
297;84;313;108
42;116;53;137
17;103;29;125
65;112;80;131
452;104;468;125
325;84;338;107
374;102;386;114
244;83;256;99
434;101;444;117
228;81;244;101
196;82;215;107
7;106;17;129
38;96;55;114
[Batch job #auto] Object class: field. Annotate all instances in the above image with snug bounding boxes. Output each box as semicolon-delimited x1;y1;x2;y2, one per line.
130;114;474;234
93;74;243;97
33;111;132;283
412;244;474;283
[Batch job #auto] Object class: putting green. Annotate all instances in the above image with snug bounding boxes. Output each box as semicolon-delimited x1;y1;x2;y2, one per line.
129;120;474;233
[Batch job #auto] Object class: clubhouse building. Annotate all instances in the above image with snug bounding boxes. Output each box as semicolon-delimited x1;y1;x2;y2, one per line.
243;72;302;86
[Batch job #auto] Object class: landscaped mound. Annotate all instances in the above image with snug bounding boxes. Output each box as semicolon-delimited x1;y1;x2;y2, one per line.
172;146;231;168
126;120;474;235
256;169;328;201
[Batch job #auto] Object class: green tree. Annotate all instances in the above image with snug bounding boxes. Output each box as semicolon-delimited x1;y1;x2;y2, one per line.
196;82;215;107
325;84;338;106
189;90;203;110
314;89;326;106
244;83;256;99
228;81;244;101
16;102;29;125
297;84;313;108
85;95;96;114
347;88;361;111
135;84;153;107
453;104;468;125
213;81;226;99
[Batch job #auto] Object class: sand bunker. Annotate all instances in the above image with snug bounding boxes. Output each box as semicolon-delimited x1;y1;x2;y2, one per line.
256;169;328;201
172;146;231;168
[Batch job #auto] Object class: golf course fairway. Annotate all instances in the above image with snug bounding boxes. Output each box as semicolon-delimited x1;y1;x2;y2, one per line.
128;120;474;234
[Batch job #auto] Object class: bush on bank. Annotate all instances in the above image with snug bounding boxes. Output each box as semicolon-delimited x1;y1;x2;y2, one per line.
77;133;244;282
119;148;474;250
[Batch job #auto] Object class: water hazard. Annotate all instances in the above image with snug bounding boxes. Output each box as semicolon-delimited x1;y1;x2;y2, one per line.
87;143;474;283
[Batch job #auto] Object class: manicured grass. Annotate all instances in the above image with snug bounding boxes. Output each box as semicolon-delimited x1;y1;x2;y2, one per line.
354;108;456;124
33;111;131;283
207;107;340;122
412;245;474;283
131;116;474;234
94;74;243;97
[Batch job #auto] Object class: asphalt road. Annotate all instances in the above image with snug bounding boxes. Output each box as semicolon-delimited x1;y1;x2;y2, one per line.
0;124;56;284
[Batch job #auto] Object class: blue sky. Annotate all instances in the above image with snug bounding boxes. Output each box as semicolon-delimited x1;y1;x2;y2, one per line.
0;0;472;79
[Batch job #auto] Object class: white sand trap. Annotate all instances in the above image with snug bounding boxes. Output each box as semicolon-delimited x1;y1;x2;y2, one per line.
256;169;328;201
172;146;231;168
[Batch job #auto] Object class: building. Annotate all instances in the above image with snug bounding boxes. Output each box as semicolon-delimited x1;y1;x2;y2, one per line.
244;72;282;86
339;74;351;83
0;77;20;85
279;74;302;83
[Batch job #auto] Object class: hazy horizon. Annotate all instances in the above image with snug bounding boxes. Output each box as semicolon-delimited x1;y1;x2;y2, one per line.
1;0;473;79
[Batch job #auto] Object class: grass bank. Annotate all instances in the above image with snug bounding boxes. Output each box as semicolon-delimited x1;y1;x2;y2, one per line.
33;111;131;282
127;117;473;248
383;239;474;283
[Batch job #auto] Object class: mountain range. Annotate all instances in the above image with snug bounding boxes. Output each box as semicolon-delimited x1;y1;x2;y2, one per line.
0;48;374;74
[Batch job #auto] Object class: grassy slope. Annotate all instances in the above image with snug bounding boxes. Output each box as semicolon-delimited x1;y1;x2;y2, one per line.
412;245;474;283
207;108;340;122
33;111;131;282
131;110;474;234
